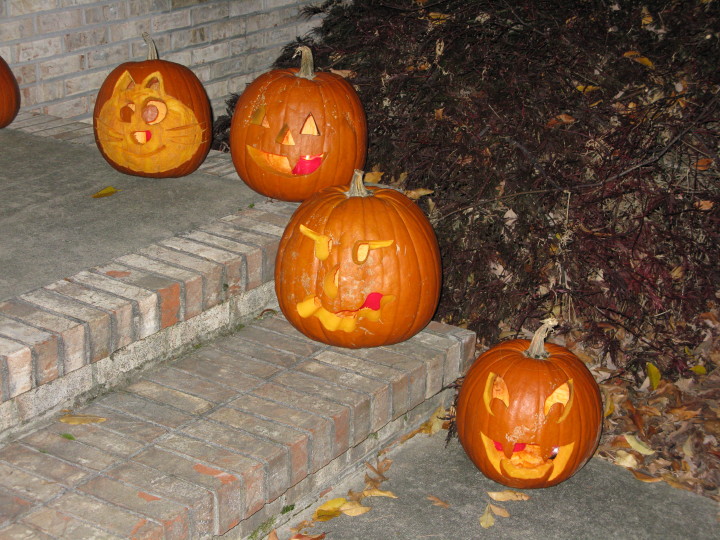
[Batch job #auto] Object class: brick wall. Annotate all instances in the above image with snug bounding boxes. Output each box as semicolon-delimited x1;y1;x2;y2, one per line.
0;0;320;122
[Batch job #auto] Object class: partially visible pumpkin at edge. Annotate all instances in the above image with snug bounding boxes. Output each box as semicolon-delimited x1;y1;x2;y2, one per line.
0;55;20;128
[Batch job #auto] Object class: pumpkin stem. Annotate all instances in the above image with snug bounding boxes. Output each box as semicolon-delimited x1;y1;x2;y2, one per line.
142;32;159;61
294;46;315;80
526;316;559;359
347;169;373;198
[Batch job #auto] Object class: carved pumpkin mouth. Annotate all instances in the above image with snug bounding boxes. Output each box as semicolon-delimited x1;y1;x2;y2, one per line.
246;145;324;176
296;292;396;332
480;432;574;482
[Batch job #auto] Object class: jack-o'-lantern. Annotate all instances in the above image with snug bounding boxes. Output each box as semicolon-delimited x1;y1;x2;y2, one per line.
455;318;602;488
230;46;367;202
93;33;211;178
0;55;20;128
275;170;441;348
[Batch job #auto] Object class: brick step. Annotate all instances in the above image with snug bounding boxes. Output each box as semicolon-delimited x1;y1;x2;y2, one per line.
0;313;475;539
1;112;298;441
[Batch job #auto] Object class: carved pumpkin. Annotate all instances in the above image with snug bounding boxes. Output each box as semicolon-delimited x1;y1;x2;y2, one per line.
455;318;602;488
275;170;441;348
0;55;20;128
93;33;211;178
230;46;367;202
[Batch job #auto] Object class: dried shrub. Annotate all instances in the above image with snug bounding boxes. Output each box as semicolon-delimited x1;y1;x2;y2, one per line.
215;0;720;379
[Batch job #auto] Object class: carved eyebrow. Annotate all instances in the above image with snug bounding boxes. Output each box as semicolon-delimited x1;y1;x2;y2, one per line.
544;380;574;422
299;224;331;261
483;372;509;416
353;239;394;264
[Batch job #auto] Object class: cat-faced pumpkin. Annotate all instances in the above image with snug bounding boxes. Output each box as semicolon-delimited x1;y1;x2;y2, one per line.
93;34;211;178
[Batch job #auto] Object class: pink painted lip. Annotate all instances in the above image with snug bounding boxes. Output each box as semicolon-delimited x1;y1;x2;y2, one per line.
335;292;385;317
291;154;323;175
360;292;384;311
494;441;527;453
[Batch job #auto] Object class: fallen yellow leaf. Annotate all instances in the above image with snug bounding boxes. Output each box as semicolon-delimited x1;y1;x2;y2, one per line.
364;171;384;184
419;405;448;435
405;187;434;200
489;503;510;517
428;12;451;23
614;450;639;469
427;495;450;508
623;50;654;68
313;497;347;521
640;7;654;25
694;199;714;211
576;84;600;93
624;433;655;455
362;488;397;499
646;362;661;390
59;414;107;425
487;490;530;501
603;394;616;418
339;500;372;517
479;504;495;529
690;365;706;375
91;186;119;198
329;69;355;79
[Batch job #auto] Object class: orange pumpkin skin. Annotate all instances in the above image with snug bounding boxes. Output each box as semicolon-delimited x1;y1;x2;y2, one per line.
93;34;211;178
230;47;367;202
0;56;20;128
275;171;441;348
456;337;602;488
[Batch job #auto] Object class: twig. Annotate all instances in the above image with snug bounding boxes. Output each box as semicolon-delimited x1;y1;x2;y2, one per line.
439;189;557;220
582;92;720;188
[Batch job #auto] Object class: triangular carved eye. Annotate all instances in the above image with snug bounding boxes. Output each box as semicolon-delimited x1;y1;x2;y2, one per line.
300;114;320;135
483;372;509;415
250;106;270;127
544;380;574;423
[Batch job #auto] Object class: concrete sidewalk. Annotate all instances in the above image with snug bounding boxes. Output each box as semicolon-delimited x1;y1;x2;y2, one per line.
274;432;719;540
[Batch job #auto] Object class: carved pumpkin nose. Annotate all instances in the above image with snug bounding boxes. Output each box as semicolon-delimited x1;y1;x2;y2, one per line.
133;130;152;144
277;125;295;146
